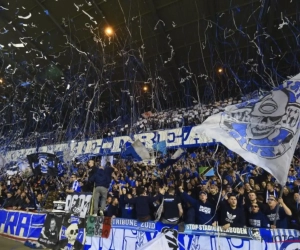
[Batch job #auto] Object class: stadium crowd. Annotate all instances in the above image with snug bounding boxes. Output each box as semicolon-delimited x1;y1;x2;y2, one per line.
2;100;236;151
1;145;300;231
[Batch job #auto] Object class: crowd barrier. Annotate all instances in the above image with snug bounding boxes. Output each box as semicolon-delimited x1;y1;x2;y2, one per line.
0;209;300;250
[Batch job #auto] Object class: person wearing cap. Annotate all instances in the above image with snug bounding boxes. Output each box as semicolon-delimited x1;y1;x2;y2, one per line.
265;195;291;229
248;202;269;228
219;194;246;230
178;186;216;225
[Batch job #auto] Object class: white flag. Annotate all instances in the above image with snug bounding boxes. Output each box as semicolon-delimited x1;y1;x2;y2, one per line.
195;73;300;185
138;229;179;250
171;148;184;159
100;155;113;167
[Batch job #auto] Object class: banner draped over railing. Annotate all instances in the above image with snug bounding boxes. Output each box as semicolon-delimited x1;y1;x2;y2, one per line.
0;209;300;250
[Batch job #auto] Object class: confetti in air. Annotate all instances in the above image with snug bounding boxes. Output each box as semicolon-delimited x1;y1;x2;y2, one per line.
0;0;299;161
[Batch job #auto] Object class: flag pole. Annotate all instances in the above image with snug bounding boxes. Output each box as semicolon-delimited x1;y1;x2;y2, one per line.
272;186;284;227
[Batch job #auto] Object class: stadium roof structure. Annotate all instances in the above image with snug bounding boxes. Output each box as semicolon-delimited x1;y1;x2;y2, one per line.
0;0;299;140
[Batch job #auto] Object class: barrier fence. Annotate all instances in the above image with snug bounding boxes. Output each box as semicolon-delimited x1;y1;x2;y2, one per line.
0;209;300;250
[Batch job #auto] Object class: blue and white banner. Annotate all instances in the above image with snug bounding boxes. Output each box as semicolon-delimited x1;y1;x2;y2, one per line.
112;218;157;232
0;209;300;250
195;73;300;185
0;209;45;241
184;224;261;240
2;126;214;162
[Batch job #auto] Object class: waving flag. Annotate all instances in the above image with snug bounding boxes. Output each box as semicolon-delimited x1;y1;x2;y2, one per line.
138;228;179;250
101;155;114;166
195;73;300;185
159;148;185;169
152;141;167;155
121;139;150;161
27;153;58;176
171;148;185;160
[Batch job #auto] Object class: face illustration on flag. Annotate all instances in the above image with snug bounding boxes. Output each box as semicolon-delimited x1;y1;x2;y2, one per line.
220;87;300;159
195;74;300;185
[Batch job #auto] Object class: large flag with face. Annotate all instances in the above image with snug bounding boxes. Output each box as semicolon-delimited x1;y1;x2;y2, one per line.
195;73;300;185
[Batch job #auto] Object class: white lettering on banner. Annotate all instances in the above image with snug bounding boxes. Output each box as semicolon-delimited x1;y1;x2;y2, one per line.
140;222;155;229
113;219;155;230
185;224;248;235
65;194;92;218
134;132;156;145
19;215;27;237
3;126;214;162
114;219;138;227
110;136;132;153
6;214;17;235
102;141;113;149
156;130;168;143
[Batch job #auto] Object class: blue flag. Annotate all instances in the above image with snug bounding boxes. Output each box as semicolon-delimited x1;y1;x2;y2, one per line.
152;141;167;155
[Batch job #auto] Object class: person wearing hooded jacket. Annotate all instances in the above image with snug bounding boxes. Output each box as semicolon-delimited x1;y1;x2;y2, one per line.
179;185;216;225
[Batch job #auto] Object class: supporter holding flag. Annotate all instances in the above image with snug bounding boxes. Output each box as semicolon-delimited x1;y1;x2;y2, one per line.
248;202;269;228
219;194;246;230
265;195;292;229
65;174;81;194
178;185;216;225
